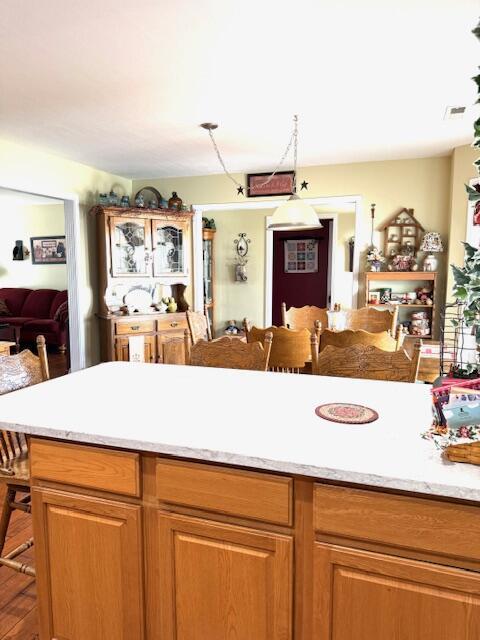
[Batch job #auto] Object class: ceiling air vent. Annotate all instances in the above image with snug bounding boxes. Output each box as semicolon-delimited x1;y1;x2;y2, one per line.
444;106;466;120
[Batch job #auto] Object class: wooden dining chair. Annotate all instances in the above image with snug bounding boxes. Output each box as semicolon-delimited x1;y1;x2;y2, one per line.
281;303;328;333
186;330;272;371
0;336;50;578
310;334;421;382
316;327;405;353
343;306;399;334
186;309;212;344
244;320;311;373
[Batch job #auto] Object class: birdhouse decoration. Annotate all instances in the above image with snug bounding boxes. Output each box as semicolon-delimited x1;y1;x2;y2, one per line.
379;208;424;269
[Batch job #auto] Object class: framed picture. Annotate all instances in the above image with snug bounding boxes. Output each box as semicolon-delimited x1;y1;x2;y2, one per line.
368;292;381;305
284;239;318;273
30;236;67;264
247;171;295;197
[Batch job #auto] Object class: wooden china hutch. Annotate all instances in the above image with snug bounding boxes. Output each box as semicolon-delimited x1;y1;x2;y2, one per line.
93;205;194;363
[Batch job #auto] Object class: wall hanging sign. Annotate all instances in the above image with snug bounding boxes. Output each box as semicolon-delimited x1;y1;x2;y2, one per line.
247;171;295;197
284;238;318;273
30;236;67;265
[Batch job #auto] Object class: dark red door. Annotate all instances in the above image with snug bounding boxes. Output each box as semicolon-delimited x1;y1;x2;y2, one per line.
272;221;331;326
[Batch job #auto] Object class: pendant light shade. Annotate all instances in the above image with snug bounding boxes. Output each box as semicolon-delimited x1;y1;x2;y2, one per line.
268;194;322;230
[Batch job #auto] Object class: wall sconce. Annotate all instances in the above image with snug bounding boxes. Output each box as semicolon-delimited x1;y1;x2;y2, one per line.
234;233;251;282
12;241;30;261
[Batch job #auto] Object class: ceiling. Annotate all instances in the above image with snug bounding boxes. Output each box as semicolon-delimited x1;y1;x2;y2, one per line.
0;188;63;206
0;0;478;179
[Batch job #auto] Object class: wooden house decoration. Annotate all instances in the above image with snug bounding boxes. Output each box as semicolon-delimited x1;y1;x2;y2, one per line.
379;208;424;259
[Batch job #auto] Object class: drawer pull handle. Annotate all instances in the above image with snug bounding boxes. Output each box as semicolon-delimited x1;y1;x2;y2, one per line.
131;325;140;331
170;321;178;327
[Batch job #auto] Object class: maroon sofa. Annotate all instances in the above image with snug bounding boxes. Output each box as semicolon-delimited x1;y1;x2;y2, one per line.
0;288;68;350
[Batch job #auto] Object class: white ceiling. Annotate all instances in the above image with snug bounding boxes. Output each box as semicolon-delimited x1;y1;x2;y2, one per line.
0;188;63;206
0;0;478;179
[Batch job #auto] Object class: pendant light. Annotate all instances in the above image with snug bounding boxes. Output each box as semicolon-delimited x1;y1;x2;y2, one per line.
268;116;321;230
201;115;321;230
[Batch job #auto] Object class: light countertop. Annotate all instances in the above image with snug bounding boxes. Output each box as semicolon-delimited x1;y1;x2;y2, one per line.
0;362;478;502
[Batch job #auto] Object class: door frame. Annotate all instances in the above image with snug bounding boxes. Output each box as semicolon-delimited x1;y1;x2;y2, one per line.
0;184;85;371
193;195;363;325
266;214;336;327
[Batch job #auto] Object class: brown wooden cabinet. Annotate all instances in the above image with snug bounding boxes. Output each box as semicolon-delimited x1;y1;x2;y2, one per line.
29;439;480;640
313;543;480;639
32;487;144;640
115;334;156;363
93;205;195;363
148;511;292;640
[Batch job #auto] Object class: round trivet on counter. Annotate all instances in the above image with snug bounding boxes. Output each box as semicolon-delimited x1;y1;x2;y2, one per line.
315;403;379;424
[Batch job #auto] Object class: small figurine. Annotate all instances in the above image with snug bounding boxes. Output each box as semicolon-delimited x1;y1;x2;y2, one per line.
225;320;239;335
108;190;118;206
135;193;145;208
120;195;130;208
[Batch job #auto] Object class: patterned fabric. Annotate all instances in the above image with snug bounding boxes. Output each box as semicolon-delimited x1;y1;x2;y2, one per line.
0;349;43;395
53;300;68;324
0;299;12;316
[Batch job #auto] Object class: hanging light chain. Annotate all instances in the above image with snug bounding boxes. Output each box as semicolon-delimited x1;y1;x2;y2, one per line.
205;115;298;192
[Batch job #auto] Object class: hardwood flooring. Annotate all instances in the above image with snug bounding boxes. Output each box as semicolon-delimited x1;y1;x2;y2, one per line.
0;511;37;639
0;350;68;639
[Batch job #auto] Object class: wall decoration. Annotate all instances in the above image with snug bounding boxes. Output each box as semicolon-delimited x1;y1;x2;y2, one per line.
247;171;295;197
466;178;480;249
378;208;424;264
284;239;318;273
234;233;251;282
30;236;66;265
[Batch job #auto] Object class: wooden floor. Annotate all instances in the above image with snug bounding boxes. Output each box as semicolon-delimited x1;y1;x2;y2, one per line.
0;351;68;639
0;511;37;639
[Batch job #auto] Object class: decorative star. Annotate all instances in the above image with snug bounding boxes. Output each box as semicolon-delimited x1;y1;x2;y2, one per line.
300;180;309;191
237;185;244;195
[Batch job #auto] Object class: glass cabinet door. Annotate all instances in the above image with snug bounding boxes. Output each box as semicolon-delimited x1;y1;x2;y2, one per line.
152;220;188;276
203;238;213;304
110;217;151;277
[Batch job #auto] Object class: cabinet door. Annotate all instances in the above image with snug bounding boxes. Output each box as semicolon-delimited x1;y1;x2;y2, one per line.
147;511;292;640
313;542;480;640
157;332;187;364
110;216;151;277
152;219;189;276
32;488;144;640
115;335;156;362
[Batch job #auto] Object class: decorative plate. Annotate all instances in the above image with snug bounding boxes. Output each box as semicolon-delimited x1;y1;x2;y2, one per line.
315;403;379;424
123;288;152;311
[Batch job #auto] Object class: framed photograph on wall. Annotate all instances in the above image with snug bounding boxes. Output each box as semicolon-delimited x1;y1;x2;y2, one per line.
30;236;67;264
247;171;295;197
284;239;318;273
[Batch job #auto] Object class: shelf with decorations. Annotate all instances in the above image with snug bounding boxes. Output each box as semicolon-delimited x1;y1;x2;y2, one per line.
365;272;437;340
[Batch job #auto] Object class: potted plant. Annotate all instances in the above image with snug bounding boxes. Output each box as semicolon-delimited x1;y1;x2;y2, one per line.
365;247;385;272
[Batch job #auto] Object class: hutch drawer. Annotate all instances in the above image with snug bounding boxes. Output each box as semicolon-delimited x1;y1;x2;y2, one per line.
156;314;188;332
115;319;155;335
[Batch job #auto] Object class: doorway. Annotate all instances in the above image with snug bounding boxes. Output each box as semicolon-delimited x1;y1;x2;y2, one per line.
271;222;331;326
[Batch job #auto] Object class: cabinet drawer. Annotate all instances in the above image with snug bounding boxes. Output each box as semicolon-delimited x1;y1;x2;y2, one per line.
156;314;188;332
156;459;292;525
314;484;480;562
30;440;140;497
115;320;155;335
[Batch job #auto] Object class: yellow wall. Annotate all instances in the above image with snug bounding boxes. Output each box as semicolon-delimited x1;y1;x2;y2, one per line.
0;138;131;365
446;144;478;299
0;203;67;290
135;155;452;337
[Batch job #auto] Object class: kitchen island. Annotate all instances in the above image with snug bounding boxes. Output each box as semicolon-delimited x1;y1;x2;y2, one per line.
0;362;479;639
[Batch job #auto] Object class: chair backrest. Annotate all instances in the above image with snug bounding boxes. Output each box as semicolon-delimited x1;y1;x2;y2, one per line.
318;328;402;353
310;335;421;383
186;332;272;371
186;310;212;344
343;306;398;333
245;321;311;372
0;336;50;467
0;335;50;395
281;303;328;333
